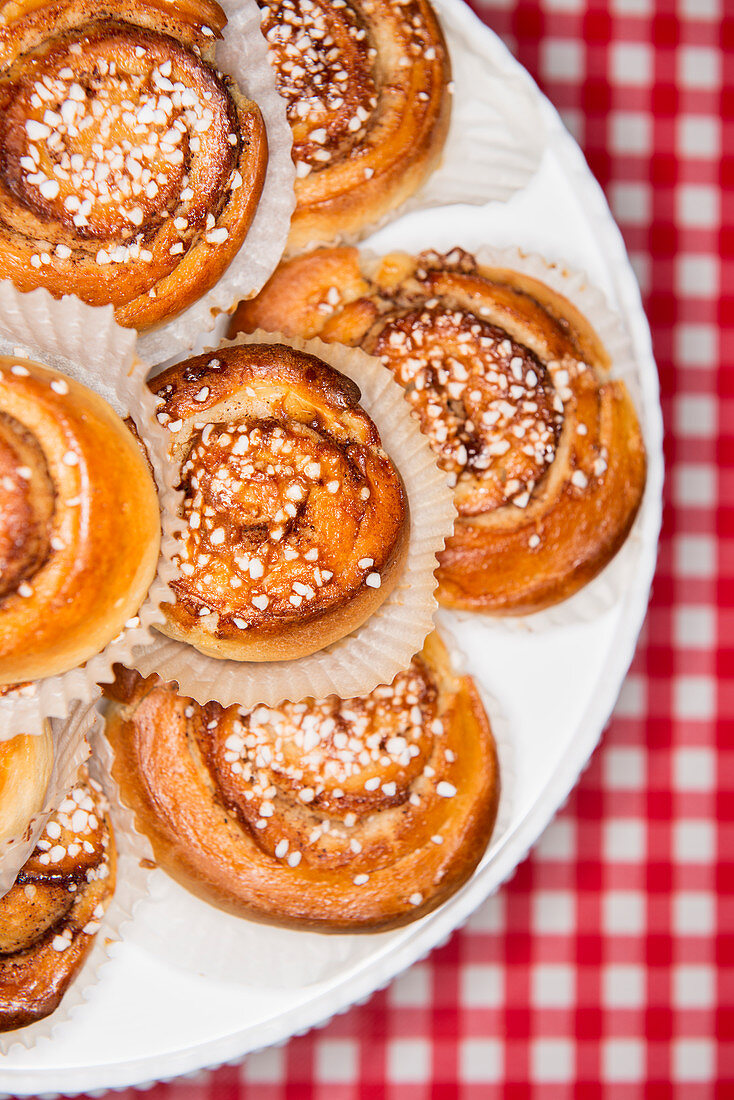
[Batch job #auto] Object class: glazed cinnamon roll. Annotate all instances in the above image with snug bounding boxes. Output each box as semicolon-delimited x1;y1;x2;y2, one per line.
0;0;267;331
0;768;115;1032
0;728;53;848
231;248;647;613
103;632;499;930
152;342;408;662
257;0;450;252
0;356;160;684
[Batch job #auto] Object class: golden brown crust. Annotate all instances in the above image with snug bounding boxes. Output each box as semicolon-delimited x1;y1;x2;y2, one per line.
0;728;53;845
0;770;116;1032
0;0;267;331
230;247;647;614
257;0;450;253
0;356;161;684
103;631;499;931
151;342;409;662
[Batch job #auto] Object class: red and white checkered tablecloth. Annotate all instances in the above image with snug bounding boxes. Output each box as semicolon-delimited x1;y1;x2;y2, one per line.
75;1;732;1095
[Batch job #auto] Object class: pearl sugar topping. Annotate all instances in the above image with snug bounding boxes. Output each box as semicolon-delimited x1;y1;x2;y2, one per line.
375;305;565;509
176;415;380;626
13;28;239;269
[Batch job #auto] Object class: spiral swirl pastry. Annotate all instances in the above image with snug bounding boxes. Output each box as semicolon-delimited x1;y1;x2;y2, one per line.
231;247;647;614
257;0;450;253
0;355;160;685
0;768;115;1032
152;342;408;662
0;0;267;331
104;631;498;930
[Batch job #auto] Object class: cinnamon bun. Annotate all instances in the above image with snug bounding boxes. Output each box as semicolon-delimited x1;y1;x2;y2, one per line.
0;355;160;684
152;341;409;662
231;247;647;613
0;0;267;331
256;0;450;252
0;728;53;847
103;631;499;930
0;768;115;1032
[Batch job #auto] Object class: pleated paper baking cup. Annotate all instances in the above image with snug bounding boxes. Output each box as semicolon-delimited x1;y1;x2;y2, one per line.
0;702;92;898
0;283;182;737
101;626;512;989
0;720;154;1054
136;0;295;364
132;331;456;707
410;0;545;208
436;615;515;860
449;245;649;631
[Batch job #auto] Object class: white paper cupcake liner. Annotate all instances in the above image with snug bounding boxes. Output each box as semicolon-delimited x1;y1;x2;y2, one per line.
418;0;545;208
132;331;457;708
436;614;514;857
0;282;183;737
0;703;93;897
448;245;649;631
0;715;155;1055
136;0;295;364
101;628;512;990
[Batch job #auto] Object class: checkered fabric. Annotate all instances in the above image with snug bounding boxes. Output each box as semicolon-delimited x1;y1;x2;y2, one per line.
80;1;732;1095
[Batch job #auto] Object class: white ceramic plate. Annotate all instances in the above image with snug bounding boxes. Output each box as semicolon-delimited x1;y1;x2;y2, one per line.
0;1;663;1094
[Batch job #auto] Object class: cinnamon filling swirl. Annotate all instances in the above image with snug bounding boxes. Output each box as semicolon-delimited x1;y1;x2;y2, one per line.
0;772;115;1032
103;632;499;929
176;415;392;632
259;0;378;174
370;307;563;515
0;0;266;329
1;25;237;237
0;411;54;600
0;355;161;685
254;0;450;251
203;657;440;861
153;342;409;661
